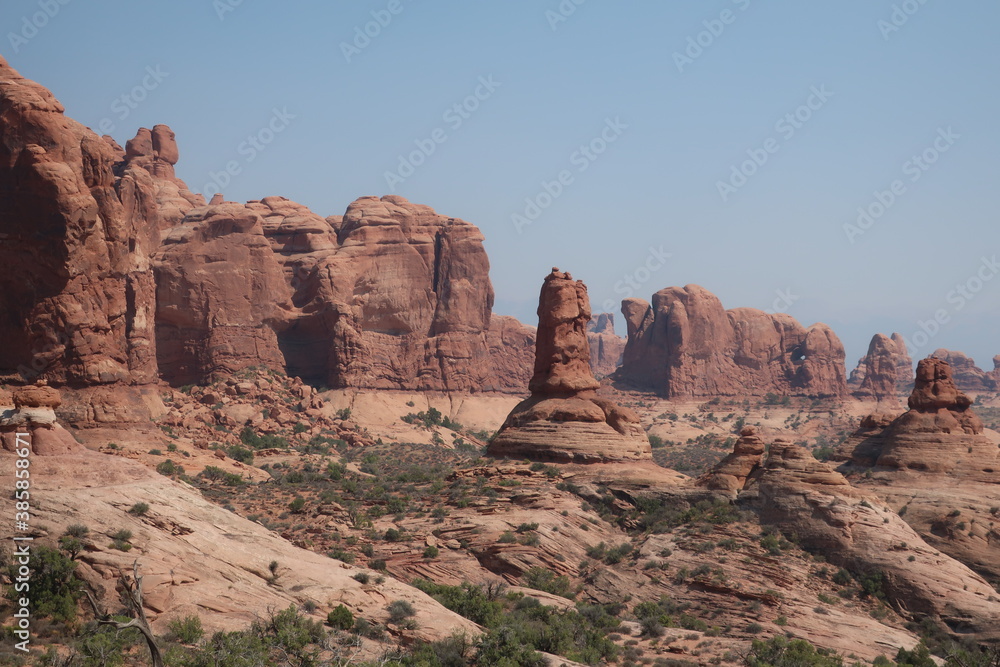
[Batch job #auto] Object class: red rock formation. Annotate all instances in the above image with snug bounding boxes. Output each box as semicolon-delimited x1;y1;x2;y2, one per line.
0;55;158;390
587;313;626;378
1;61;533;398
745;440;1000;642
697;426;765;493
488;269;650;463
618;285;847;399
839;357;992;473
835;358;1000;583
153;203;295;385
850;333;911;402
929;349;996;393
1;384;81;455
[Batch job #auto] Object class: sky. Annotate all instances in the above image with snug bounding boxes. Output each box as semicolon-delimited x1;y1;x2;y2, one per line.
2;0;998;371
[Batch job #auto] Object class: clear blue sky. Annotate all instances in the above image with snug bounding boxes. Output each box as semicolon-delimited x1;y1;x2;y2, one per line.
3;0;998;371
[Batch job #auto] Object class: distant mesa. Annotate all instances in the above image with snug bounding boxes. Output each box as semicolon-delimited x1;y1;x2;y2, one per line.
488;268;651;464
617;285;847;399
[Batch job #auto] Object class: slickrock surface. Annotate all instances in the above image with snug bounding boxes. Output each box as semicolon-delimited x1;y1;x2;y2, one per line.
850;333;912;402
489;269;651;463
836;357;1000;581
0;449;479;657
618;285;847;399
745;440;1000;641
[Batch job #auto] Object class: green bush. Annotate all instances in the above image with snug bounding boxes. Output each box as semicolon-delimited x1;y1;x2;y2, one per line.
521;567;574;599
156;459;184;476
744;635;844;666
423;545;440;559
5;546;83;622
387;600;416;624
168;614;204;644
327;604;354;630
128;502;150;516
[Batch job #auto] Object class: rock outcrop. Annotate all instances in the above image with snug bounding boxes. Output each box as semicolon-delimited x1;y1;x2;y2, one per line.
488;269;650;463
744;440;1000;641
929;349;997;393
0;56;160;389
836;357;1000;581
1;383;81;456
696;426;766;493
0;60;536;397
850;333;912;402
618;285;847;399
154;203;295;385
587;312;626;377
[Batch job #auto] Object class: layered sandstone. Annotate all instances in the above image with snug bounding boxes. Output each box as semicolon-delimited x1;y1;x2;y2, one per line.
745;440;1000;641
0;59;536;397
835;357;1000;580
0;56;159;388
850;333;912;402
488;269;650;463
696;426;766;493
153;203;295;385
1;384;81;456
618;285;847;399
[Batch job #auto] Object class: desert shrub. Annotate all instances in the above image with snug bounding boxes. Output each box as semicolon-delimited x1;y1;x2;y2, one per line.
744;635;844;666
521;567;574;599
168;615;204;644
423;545;440;559
128;502;150;516
327;604;354;630
387;600;416;624
5;546;83;622
156;459;184;476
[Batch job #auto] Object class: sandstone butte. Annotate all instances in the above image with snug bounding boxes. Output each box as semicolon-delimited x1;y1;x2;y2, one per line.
0;55;537;430
618;284;848;399
488;268;652;465
835;356;1000;583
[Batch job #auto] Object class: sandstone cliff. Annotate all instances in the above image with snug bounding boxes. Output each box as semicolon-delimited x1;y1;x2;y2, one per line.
0;59;534;399
618;285;847;399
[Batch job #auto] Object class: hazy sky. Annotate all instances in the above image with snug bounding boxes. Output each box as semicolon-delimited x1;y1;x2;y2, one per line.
3;0;998;371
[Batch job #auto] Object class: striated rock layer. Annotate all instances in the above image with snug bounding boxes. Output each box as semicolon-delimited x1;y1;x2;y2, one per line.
618;285;847;399
696;426;765;493
742;440;1000;641
488;269;651;463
